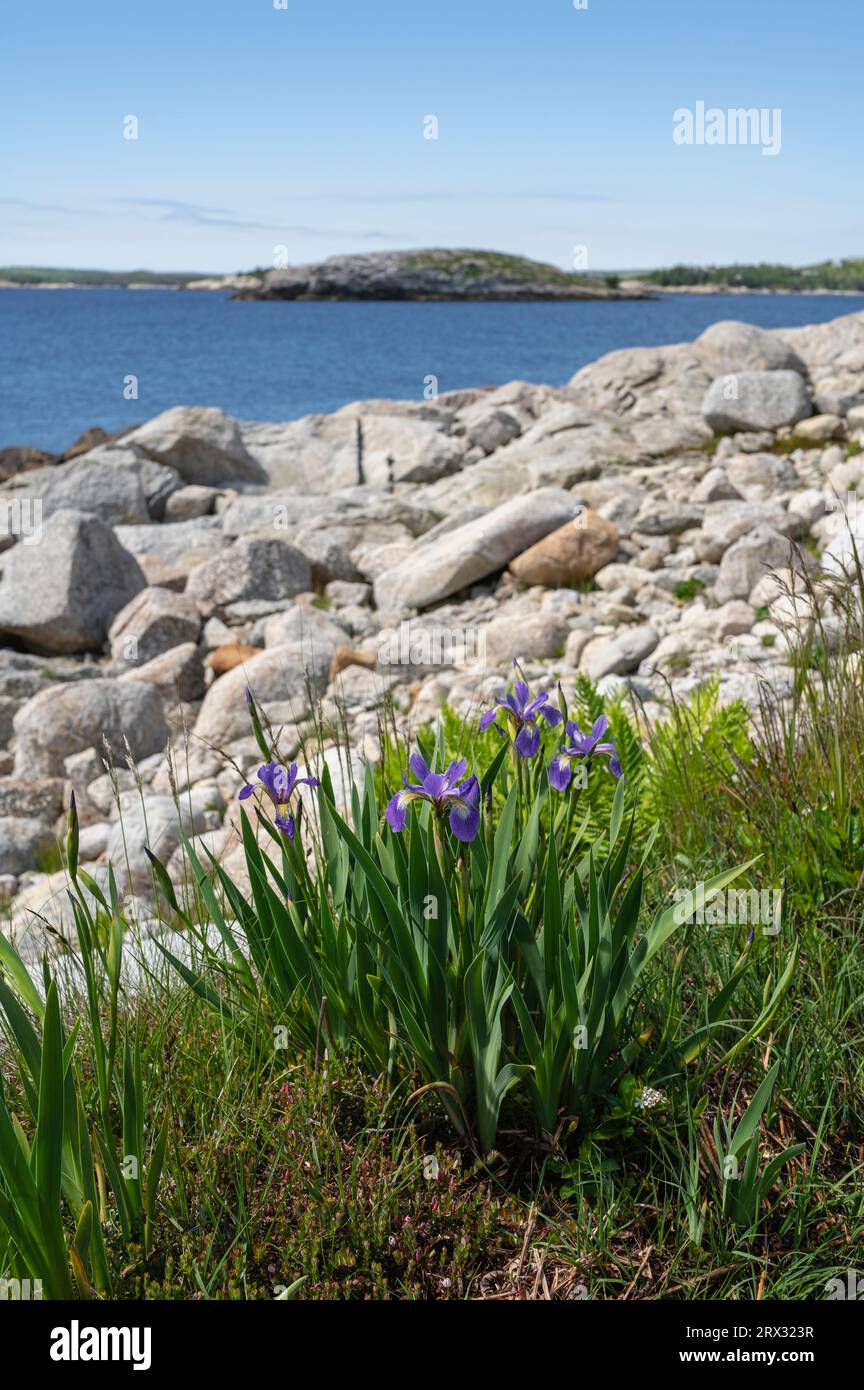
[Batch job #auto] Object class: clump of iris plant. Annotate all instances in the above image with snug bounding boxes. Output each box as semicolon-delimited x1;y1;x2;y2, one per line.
239;761;319;839
548;715;622;789
386;754;481;843
479;660;563;757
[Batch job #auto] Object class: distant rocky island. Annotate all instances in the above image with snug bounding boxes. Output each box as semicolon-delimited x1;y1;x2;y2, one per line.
228;249;648;301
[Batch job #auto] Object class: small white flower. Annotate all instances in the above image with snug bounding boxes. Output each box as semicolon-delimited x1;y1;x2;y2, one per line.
634;1086;666;1111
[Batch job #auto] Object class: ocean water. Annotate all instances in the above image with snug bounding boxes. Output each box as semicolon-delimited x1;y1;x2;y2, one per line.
1;288;862;453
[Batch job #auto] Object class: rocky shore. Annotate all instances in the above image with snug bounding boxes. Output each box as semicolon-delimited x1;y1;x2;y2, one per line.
1;309;863;955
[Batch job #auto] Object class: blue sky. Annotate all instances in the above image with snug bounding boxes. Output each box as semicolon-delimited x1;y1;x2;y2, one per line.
2;0;861;272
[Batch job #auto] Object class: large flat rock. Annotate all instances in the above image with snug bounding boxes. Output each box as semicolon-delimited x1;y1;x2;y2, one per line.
373;488;579;610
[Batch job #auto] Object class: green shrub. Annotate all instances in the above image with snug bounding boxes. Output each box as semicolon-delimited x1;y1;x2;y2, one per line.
674;578;706;602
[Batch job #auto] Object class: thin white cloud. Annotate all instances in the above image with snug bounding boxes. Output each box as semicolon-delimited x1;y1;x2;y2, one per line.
115;197;395;239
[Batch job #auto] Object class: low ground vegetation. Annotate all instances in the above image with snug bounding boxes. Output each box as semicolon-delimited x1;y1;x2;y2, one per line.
0;568;861;1301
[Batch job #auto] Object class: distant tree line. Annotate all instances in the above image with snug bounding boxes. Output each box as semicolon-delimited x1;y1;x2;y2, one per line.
644;259;864;291
0;267;203;286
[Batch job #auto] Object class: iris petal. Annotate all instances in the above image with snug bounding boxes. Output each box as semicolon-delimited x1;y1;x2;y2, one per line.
522;692;548;717
444;757;467;788
548;756;573;791
448;777;480;842
409;752;432;784
422;772;448;801
386;792;409;832
258;761;295;805
513;680;530;712
515;723;541;758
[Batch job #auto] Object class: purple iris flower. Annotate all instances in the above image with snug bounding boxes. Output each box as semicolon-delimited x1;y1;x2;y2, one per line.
239;761;319;840
548;715;622;790
386;753;481;843
479;663;563;758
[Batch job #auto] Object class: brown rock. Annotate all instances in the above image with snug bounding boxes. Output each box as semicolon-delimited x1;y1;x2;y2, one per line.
61;426;122;461
509;510;619;587
792;413;844;444
329;645;378;683
0;445;57;482
205;642;263;676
